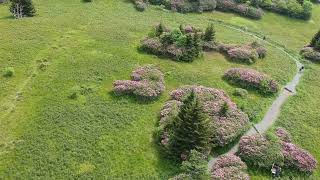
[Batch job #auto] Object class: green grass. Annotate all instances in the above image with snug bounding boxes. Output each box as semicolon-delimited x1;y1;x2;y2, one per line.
0;0;318;179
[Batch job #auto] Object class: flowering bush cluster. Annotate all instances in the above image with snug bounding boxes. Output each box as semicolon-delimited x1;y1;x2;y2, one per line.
259;0;313;20
300;47;320;62
238;128;317;173
159;85;250;148
224;68;279;94
211;154;249;180
141;23;210;62
216;0;263;19
113;65;165;100
274;128;317;173
238;133;284;168
218;41;267;64
282;142;317;173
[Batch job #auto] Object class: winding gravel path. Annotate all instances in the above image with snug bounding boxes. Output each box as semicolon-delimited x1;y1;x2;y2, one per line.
208;21;304;169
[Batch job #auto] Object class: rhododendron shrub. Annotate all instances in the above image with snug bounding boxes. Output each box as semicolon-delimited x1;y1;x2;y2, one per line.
238;134;284;168
113;65;165;100
274;128;317;172
158;85;249;149
218;41;267;64
275;127;292;143
300;47;320;62
282;142;317;173
224;68;279;94
239;128;317;173
211;154;249;180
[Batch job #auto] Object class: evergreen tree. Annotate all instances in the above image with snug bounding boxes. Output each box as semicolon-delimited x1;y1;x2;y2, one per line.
10;0;36;17
315;39;320;51
155;22;165;37
193;32;201;57
310;30;320;47
203;24;215;42
169;91;212;158
181;150;210;179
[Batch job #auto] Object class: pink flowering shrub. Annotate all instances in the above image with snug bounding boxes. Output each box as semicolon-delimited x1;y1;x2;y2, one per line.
216;0;263;19
238;134;284;168
113;65;165;100
282;142;317;173
239;128;317;173
218;41;267;64
300;47;320;62
224;68;279;94
275;127;292;143
212;154;247;171
159;85;250;147
211;155;249;180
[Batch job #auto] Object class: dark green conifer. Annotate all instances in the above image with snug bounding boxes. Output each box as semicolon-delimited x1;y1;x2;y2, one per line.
169;91;212;158
203;24;216;42
10;0;36;17
310;30;320;47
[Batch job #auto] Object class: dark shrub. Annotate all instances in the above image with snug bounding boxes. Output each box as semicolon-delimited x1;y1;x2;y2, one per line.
300;47;320;62
3;67;15;77
10;0;36;17
233;88;248;98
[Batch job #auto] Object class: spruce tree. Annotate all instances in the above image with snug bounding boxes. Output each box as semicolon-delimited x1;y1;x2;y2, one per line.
10;0;36;17
193;32;201;57
310;30;320;47
155;22;165;37
315;39;320;51
203;24;215;42
169;91;212;158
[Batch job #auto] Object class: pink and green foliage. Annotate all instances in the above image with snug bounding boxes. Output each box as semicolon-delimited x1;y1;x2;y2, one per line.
219;41;267;64
113;65;165;100
274;128;317;172
275;127;292;143
239;128;317;173
159;85;250;147
238;134;284;168
282;142;317;173
224;68;279;94
211;154;249;180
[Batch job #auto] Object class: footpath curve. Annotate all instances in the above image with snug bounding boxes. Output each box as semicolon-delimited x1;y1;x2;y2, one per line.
208;20;304;169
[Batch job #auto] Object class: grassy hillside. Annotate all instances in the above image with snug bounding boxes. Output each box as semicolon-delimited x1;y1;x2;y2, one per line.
0;0;318;179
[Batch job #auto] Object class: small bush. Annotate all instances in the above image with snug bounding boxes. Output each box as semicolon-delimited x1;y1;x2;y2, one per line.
300;47;320;62
135;1;147;11
275;127;292;143
3;67;14;77
233;88;248;98
224;68;279;94
218;41;267;64
113;65;165;100
180;150;210;179
211;154;249;180
238;133;284;168
282;142;317;173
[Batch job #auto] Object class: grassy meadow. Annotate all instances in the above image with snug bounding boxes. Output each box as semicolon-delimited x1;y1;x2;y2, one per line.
0;0;319;179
